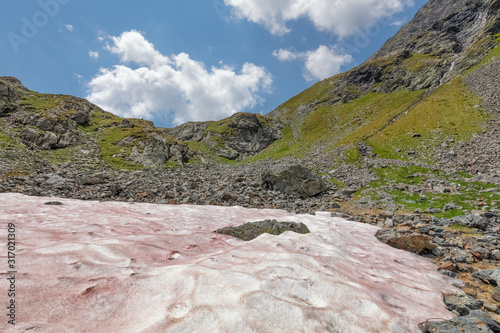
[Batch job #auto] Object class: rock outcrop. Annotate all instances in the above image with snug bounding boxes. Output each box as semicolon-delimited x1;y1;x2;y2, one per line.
0;77;27;116
0;77;191;171
214;219;310;241
167;112;283;160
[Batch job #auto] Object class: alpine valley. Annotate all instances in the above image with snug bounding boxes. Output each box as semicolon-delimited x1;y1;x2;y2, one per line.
2;0;500;331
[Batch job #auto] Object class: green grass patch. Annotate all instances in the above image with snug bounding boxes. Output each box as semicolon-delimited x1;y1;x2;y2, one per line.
340;90;424;146
366;78;492;161
0;132;19;148
165;161;181;169
448;224;478;234
187;141;238;165
329;177;345;188
271;90;424;158
21;91;61;110
363;165;500;217
276;78;339;117
371;165;430;186
45;146;75;164
344;146;361;163
403;54;440;71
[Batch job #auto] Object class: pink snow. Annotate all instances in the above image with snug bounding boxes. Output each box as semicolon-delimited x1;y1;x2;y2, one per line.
0;193;459;332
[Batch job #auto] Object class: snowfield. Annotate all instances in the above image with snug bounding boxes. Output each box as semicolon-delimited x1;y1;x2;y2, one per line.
0;194;459;332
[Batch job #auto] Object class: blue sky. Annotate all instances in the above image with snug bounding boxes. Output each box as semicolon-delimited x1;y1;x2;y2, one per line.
1;0;427;127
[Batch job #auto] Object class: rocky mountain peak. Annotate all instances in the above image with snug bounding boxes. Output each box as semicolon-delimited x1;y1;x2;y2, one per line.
371;0;500;61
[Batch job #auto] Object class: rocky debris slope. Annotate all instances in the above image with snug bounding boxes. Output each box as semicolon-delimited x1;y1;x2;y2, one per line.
0;159;340;214
374;210;500;314
433;56;500;180
424;304;500;332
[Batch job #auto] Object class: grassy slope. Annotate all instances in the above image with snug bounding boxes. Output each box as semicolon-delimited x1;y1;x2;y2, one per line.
366;78;492;161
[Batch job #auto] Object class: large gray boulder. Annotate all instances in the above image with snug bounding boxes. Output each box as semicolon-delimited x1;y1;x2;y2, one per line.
451;215;490;230
472;268;500;286
262;165;327;198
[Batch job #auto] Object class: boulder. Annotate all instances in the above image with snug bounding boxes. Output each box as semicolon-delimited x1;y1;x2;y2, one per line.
444;202;461;211
262;165;327;198
492;286;500;303
451;215;489;230
384;234;438;254
45;174;66;186
424;315;493;333
472;268;500;286
444;294;483;316
214;219;310;241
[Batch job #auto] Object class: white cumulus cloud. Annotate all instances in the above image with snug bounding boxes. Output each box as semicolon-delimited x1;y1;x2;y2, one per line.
88;51;99;60
87;30;272;125
224;0;413;36
273;45;353;81
272;48;299;62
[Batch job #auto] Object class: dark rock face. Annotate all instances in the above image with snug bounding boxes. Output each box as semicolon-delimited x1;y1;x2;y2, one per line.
167;112;283;160
126;132;190;168
0;77;26;116
371;0;500;61
214;219;310;241
262;165;327;198
167;121;209;142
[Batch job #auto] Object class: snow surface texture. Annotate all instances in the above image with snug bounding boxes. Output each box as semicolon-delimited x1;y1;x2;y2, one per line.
0;194;459;332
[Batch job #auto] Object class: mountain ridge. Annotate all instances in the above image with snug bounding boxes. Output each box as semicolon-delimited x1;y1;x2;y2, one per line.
0;0;498;207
